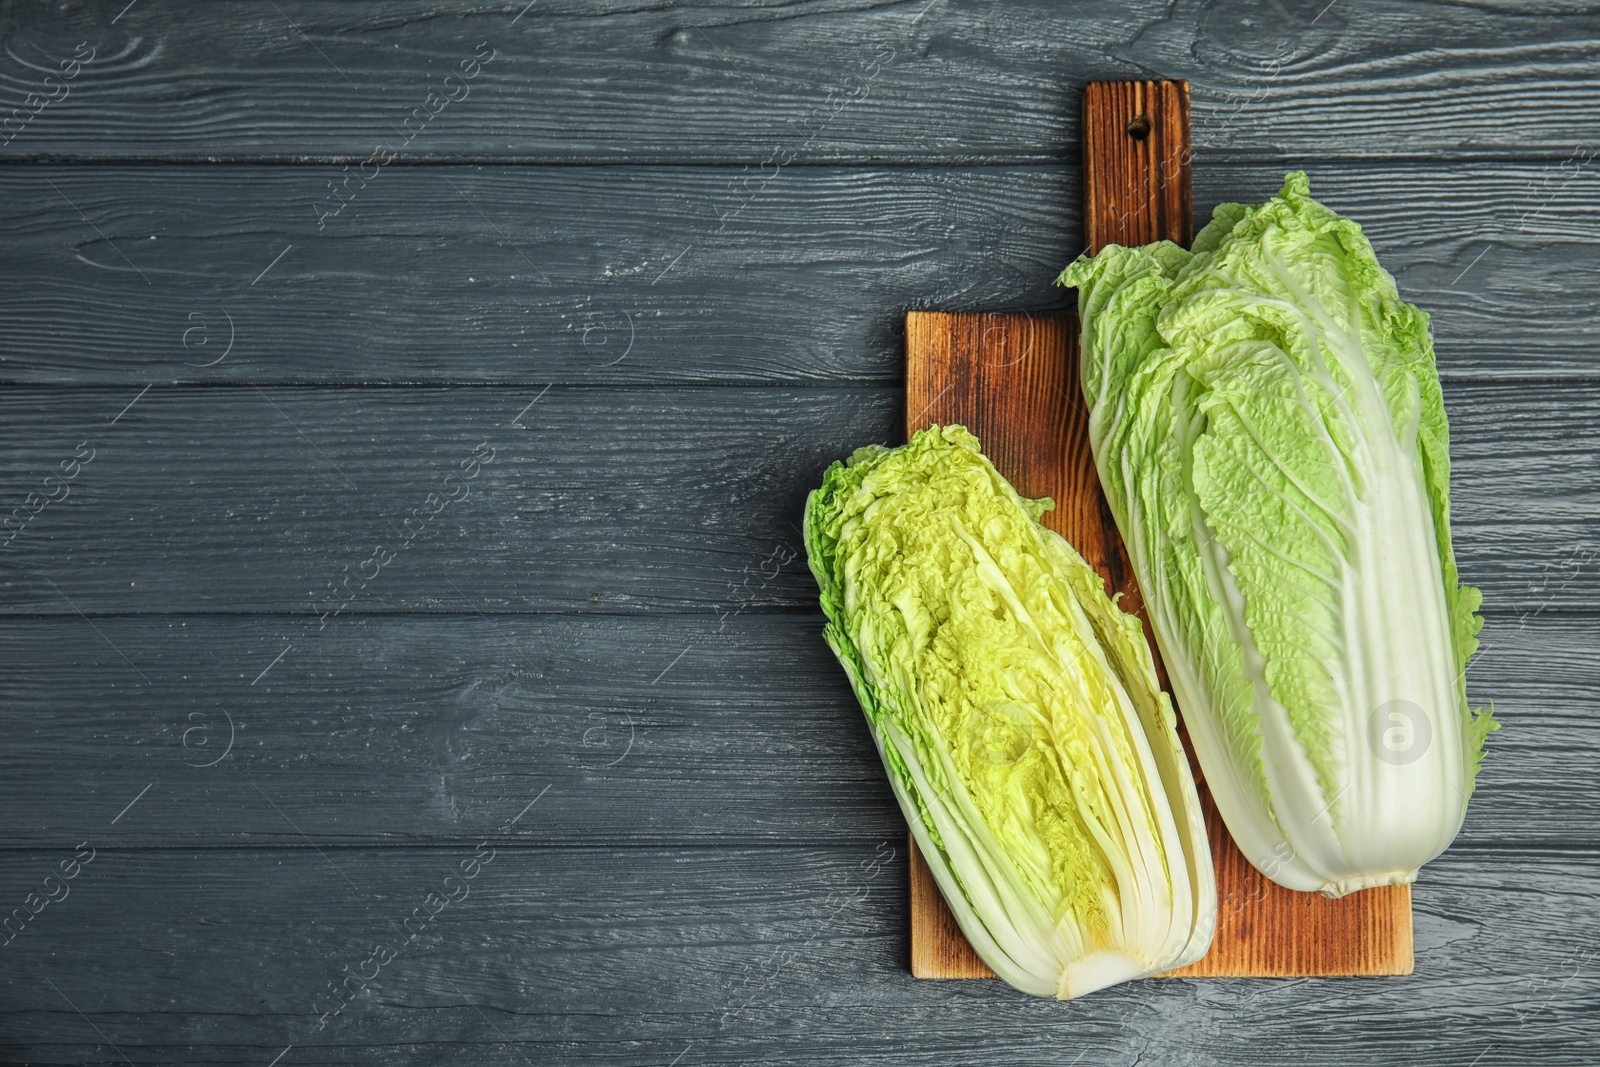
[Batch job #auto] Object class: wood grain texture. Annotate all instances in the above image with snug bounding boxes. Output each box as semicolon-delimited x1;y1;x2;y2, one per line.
1160;800;1411;977
2;1;1600;163
1;384;1597;613
0;386;891;615
0;843;1592;1065
906;834;992;979
1;1;1598;1061
904;312;1083;533
906;79;1409;983
0;609;1579;849
1084;81;1193;250
3;163;1598;385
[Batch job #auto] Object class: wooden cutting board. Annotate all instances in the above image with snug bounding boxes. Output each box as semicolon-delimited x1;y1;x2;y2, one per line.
904;80;1413;981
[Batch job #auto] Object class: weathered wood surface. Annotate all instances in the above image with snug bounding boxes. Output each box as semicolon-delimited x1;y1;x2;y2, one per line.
0;164;1597;384
1;384;1599;615
1;1;1598;163
0;845;1593;1064
2;0;1598;1062
0;611;1583;849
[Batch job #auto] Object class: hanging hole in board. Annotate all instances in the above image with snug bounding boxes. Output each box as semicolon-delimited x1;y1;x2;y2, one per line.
1126;115;1152;140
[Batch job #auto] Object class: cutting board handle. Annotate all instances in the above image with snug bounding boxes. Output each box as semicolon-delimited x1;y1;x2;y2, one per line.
1082;80;1192;252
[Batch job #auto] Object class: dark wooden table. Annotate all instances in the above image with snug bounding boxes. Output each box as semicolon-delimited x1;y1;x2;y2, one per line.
1;2;1596;1063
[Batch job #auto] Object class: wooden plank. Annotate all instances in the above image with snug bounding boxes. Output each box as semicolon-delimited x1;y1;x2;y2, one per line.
0;383;1596;614
906;79;1409;982
0;164;1078;387
2;2;1598;163
0;609;1581;850
2;163;1598;386
0;385;893;615
0;843;1594;1063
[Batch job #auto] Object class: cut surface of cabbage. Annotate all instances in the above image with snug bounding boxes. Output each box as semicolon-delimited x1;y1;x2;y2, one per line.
805;426;1216;996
